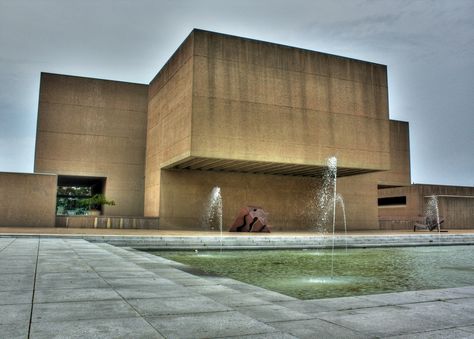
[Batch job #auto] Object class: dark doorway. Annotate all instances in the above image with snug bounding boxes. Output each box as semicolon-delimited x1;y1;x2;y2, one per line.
56;176;106;215
378;196;407;206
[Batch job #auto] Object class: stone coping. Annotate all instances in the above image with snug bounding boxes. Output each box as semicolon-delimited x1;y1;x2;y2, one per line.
1;229;474;249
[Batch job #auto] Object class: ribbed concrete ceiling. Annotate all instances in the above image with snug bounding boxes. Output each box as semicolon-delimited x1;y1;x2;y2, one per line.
166;157;379;177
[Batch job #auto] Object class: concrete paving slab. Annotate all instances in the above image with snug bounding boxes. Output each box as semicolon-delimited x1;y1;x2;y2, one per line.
220;281;281;294
34;287;122;303
205;276;249;285
270;318;368;338
31;300;139;323
147;268;197;279
146;311;280;339
275;295;380;314
115;285;196;299
0;266;35;274
30;317;165;339
88;264;145;272
0;252;37;257
3;243;38;250
235;304;313;323
36;271;100;281
37;257;83;263
248;290;297;302
359;290;446;306
103;277;175;288
38;250;76;256
216;332;298;339
398;299;474;328
315;305;443;337
97;270;158;279
0;304;31;325
384;327;474;338
36;263;93;273
444;286;474;296
0;289;33;305
0;274;34;291
459;325;474;333
127;295;231;316
444;296;474;309
206;292;273;307
137;262;177;269
0;323;29;339
186;284;243;296
360;288;474;307
172;277;221;286
0;257;36;264
0;272;35;282
35;277;109;290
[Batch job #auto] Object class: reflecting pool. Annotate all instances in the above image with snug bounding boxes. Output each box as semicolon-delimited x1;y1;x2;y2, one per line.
151;245;474;299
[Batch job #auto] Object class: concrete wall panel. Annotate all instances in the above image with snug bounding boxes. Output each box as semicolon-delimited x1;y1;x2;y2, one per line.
159;168;383;231
377;120;411;186
337;174;380;230
35;73;148;216
159;169;319;231
192;30;388;87
190;30;390;171
0;172;57;227
191;96;390;169
144;33;194;216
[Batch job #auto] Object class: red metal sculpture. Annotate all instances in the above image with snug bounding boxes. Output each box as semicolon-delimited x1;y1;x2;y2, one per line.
229;206;271;233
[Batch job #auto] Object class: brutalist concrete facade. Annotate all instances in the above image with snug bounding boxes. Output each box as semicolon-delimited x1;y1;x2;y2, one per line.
379;184;474;229
35;73;149;216
5;29;419;229
0;172;57;227
144;29;407;230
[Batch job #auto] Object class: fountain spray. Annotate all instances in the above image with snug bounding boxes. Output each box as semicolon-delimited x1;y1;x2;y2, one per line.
202;186;223;252
327;156;338;278
427;195;441;244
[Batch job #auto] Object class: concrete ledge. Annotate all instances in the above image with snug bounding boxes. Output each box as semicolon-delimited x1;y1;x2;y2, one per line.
55;216;159;229
1;232;474;250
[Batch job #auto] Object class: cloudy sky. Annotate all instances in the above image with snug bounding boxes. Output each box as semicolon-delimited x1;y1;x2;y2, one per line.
0;0;473;186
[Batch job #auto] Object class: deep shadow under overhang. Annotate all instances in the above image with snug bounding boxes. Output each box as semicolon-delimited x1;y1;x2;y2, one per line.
164;157;380;177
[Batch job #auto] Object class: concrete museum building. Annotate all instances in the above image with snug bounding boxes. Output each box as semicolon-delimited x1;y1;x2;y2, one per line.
1;29;472;230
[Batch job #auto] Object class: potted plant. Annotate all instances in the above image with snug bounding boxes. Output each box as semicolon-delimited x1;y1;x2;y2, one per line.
79;194;115;216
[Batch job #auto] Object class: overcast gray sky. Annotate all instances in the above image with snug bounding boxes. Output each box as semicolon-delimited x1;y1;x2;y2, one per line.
0;0;473;186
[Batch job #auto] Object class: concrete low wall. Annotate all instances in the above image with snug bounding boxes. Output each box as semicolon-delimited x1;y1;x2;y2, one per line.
0;172;57;227
55;216;159;229
379;217;425;230
7;233;468;250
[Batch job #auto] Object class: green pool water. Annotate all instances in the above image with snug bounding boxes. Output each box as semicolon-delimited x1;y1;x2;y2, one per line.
152;245;474;300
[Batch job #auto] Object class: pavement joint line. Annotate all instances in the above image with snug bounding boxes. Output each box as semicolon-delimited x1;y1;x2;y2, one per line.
66;240;168;338
303;314;369;336
378;324;474;338
116;246;294;333
27;238;40;339
210;329;288;338
0;236;17;253
354;295;471;308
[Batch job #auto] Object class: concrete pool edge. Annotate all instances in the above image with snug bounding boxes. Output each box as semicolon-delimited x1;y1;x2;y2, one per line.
1;231;474;249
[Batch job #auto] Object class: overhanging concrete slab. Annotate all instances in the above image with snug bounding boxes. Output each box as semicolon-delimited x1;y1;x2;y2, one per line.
163;156;381;177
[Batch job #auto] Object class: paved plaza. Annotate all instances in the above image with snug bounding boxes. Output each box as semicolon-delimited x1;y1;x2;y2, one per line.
1;236;474;338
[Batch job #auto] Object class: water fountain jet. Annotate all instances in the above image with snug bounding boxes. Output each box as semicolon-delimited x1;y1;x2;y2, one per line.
202;186;223;252
313;156;348;277
426;195;441;244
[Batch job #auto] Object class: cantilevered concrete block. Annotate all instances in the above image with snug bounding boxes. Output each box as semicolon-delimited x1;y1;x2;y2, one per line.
145;29;392;221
